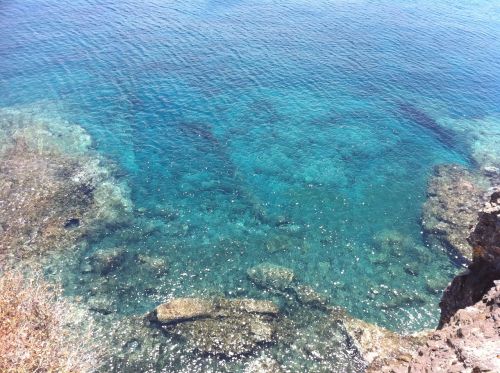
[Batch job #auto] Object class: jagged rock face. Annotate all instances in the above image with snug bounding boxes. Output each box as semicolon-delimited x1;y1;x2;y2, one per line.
380;187;500;372
439;187;500;327
341;314;429;373
469;188;500;262
403;281;500;373
422;164;488;260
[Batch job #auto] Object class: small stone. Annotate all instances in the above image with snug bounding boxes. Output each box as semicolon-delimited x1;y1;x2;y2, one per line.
136;254;168;276
247;263;295;291
293;285;328;308
244;356;283;373
89;247;126;275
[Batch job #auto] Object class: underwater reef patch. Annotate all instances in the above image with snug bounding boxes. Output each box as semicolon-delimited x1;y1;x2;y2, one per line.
0;107;133;266
422;164;490;260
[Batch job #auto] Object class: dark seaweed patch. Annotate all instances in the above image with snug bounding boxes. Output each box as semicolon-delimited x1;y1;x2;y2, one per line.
64;218;80;229
397;103;456;148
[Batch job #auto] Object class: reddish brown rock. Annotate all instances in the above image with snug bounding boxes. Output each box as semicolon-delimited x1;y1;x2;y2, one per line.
439;187;500;327
383;187;500;372
405;281;500;373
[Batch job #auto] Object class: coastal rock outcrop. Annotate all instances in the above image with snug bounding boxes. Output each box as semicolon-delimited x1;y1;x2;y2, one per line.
422;164;488;260
382;187;500;372
439;187;500;326
340;313;429;372
0;110;132;265
404;281;500;373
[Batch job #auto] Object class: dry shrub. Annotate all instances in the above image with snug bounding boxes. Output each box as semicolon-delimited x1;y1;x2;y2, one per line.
0;270;100;372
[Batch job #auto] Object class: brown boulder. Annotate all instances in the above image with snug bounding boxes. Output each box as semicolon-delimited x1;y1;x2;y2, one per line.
148;298;214;324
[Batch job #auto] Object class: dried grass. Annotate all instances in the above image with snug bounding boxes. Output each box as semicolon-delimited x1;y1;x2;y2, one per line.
0;270;100;372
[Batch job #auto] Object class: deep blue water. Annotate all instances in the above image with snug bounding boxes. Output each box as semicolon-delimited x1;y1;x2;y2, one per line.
1;0;500;338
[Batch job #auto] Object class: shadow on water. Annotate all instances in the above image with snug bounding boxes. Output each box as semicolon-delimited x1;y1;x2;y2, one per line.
176;121;271;223
396;102;470;160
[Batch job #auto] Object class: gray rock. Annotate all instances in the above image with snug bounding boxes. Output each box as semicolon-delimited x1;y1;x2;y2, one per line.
247;263;295;291
422;164;489;260
293;285;328;309
89;247;126;275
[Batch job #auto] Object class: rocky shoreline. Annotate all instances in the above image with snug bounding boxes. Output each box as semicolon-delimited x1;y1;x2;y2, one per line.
1;108;499;372
380;186;500;372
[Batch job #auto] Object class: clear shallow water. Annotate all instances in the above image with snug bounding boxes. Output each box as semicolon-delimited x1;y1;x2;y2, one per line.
1;0;500;345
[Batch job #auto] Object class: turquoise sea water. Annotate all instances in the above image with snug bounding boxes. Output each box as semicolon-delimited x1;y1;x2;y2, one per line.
1;0;500;362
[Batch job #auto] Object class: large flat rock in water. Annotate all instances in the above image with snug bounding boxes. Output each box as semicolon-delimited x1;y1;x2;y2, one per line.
147;297;279;357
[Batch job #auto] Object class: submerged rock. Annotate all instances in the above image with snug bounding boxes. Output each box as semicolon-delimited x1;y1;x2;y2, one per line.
372;229;414;259
93;314;170;372
244;356;283;373
293;285;328;309
274;307;366;372
264;234;303;253
172;316;275;357
247;263;295;291
135;254;168;277
422;164;488;260
247;263;329;310
89;247;127;275
148;297;279;357
87;294;117;314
